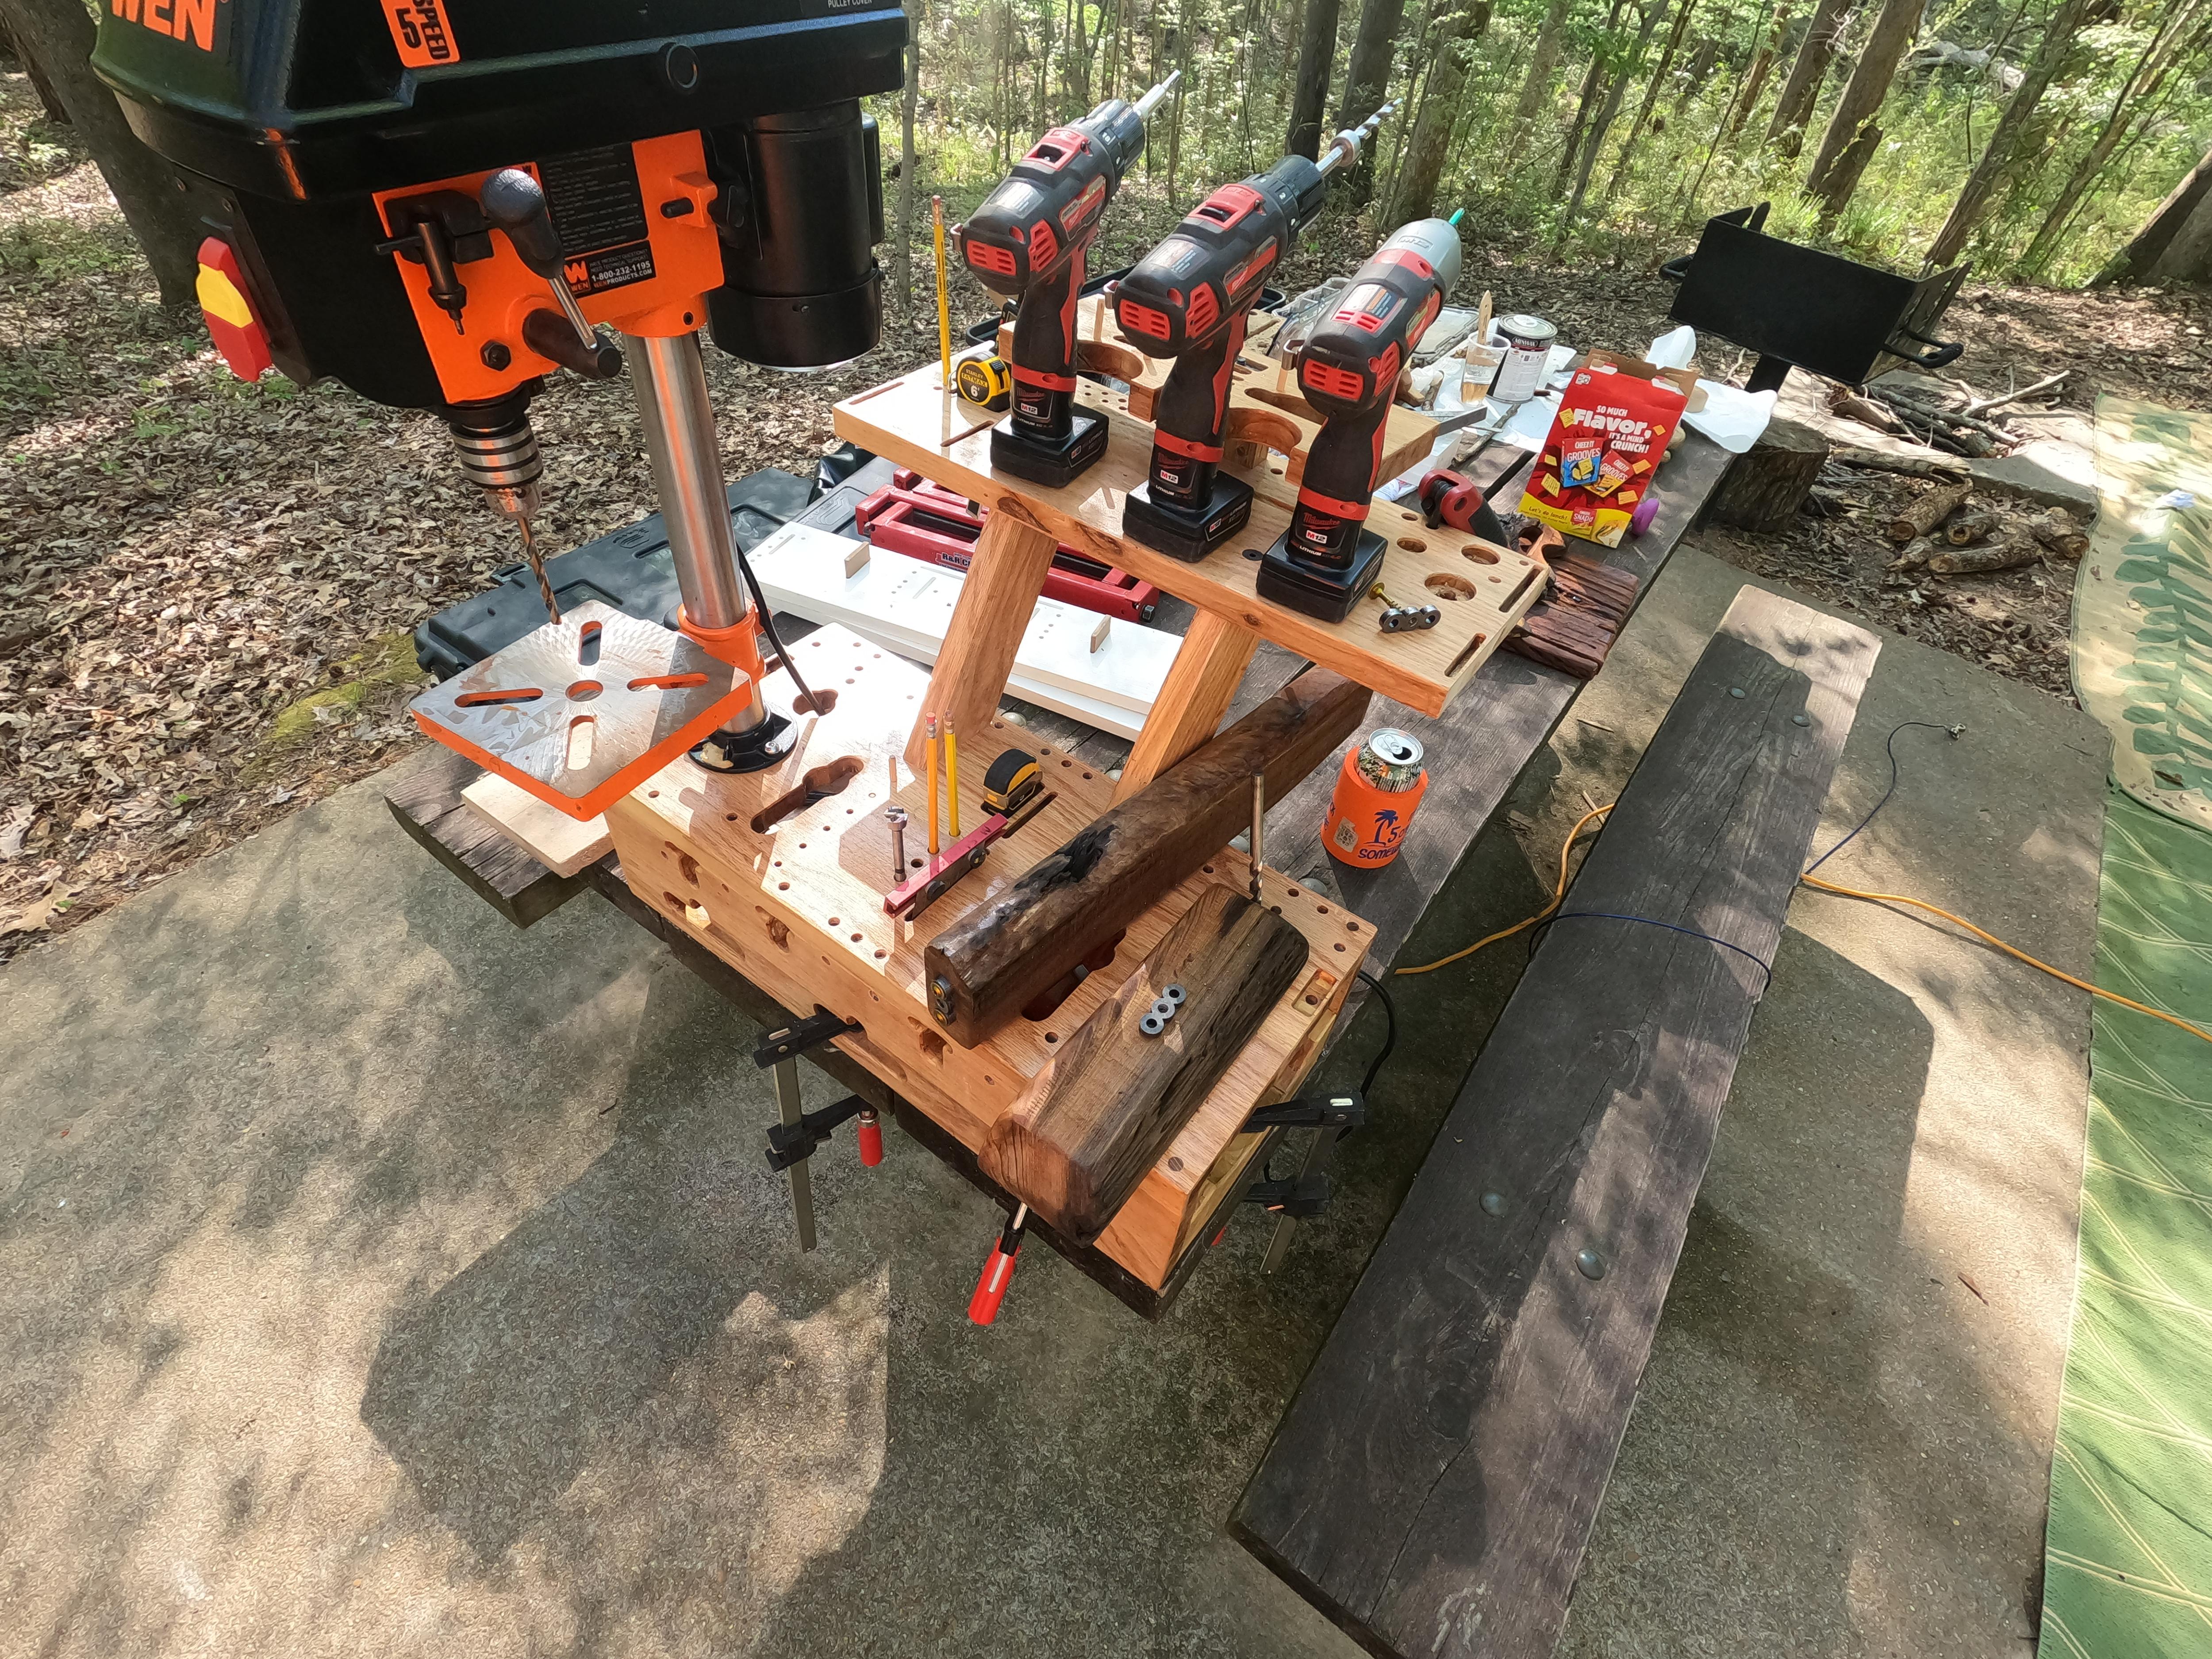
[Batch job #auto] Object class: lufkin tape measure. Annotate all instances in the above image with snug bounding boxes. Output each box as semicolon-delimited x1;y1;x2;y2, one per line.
1323;729;1429;868
956;351;1013;411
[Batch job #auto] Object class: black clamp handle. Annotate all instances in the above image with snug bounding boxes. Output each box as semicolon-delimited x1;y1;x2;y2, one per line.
765;1095;875;1172
1244;1172;1334;1218
1885;325;1964;371
753;1007;864;1068
1243;1091;1366;1132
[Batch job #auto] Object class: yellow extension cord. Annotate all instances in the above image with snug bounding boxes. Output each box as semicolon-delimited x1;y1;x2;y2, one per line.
1397;801;2212;1048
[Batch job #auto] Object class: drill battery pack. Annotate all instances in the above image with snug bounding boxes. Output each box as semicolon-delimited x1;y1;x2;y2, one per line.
1253;527;1388;624
1121;472;1254;562
990;408;1109;489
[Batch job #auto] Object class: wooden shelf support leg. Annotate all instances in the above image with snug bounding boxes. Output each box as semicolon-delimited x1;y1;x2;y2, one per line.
1112;609;1261;802
903;501;1060;771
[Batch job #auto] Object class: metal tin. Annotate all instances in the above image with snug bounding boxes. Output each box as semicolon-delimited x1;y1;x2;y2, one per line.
1490;312;1557;405
1356;729;1425;792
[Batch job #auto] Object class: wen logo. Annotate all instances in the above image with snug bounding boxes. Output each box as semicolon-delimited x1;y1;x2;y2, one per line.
109;0;227;52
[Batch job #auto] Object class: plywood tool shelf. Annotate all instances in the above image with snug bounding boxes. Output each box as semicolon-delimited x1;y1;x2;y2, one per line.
604;626;1368;1289
995;297;1440;507
834;361;1549;720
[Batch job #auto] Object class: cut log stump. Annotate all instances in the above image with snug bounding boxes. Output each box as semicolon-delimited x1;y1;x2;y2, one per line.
1706;416;1830;532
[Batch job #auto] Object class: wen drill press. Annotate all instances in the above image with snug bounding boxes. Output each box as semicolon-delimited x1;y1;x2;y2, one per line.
94;0;904;812
1111;103;1393;561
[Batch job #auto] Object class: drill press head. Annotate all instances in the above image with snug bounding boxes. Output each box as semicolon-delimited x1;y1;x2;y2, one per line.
94;0;904;514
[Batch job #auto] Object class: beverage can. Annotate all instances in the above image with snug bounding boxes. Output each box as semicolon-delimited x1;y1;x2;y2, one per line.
1489;312;1557;405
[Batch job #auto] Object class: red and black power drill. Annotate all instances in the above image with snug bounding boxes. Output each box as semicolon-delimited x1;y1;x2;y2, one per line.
1257;218;1464;622
1113;103;1394;561
956;73;1179;487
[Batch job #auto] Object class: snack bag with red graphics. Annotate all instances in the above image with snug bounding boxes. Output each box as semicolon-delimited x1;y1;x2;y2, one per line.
1519;362;1687;546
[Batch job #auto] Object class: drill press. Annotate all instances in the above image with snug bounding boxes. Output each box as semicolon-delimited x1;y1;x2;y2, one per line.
95;0;903;810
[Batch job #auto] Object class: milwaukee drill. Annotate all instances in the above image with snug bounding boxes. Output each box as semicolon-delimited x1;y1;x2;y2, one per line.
956;73;1179;487
1113;104;1394;561
1256;218;1464;622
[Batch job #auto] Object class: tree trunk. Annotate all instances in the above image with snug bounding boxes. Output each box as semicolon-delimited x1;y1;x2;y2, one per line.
2099;144;2212;284
1507;0;1578;150
1559;0;1669;229
1554;0;1632;193
1922;0;2099;269
1285;0;1344;157
1598;0;1701;208
0;0;201;308
1331;0;1407;200
1764;0;1850;148
2018;0;2208;277
1386;1;1491;223
1728;0;1794;134
1804;0;1920;220
896;25;919;320
2;15;67;123
1709;416;1828;530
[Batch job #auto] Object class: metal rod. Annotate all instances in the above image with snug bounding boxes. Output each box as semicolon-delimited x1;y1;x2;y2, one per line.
1249;771;1265;905
885;805;909;883
1133;70;1181;119
620;332;748;634
771;1056;817;1252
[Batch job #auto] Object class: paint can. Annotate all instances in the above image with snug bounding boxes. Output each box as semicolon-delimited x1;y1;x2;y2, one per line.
1488;312;1557;405
1323;729;1429;868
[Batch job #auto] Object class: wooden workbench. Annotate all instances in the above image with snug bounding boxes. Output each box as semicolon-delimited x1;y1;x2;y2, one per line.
386;419;1734;1313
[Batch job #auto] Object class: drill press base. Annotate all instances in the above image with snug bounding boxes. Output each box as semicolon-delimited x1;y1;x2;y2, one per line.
991;408;1109;488
1121;473;1255;562
1254;529;1388;624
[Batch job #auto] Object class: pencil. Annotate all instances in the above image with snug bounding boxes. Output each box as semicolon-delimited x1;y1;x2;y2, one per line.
945;717;960;839
932;196;952;391
926;714;941;856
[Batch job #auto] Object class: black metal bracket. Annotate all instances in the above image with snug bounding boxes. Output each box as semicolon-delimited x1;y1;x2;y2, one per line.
751;1006;863;1068
1244;1172;1334;1218
765;1094;872;1172
1244;1091;1366;1133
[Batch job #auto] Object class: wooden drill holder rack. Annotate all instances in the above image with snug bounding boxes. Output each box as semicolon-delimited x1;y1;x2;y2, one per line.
588;341;1551;1294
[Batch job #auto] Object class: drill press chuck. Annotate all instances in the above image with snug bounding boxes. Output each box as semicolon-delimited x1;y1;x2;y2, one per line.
1254;526;1388;623
1121;472;1254;562
449;401;545;522
989;408;1110;489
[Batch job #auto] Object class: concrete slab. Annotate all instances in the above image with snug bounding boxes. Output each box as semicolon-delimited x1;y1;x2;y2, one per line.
0;547;2108;1659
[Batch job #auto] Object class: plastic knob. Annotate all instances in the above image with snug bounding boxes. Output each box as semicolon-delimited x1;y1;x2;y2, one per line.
857;1109;883;1167
479;169;565;279
522;309;622;379
1630;494;1662;537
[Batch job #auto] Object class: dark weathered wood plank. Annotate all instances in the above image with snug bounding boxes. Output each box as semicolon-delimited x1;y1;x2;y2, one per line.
983;885;1309;1244
384;745;586;928
1233;585;1879;1659
926;668;1367;1047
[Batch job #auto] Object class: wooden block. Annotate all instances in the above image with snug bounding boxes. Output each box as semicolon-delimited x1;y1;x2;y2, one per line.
604;624;1373;1290
461;770;612;878
836;361;1548;719
840;538;871;577
1502;549;1641;681
981;884;1309;1245
1112;609;1260;802
902;500;1060;773
1089;614;1111;653
925;666;1365;1048
1234;586;1881;1659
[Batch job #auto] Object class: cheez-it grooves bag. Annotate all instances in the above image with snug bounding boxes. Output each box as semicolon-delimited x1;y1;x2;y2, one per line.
1519;358;1690;547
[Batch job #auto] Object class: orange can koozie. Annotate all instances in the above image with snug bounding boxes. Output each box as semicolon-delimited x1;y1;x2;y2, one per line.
1324;730;1428;868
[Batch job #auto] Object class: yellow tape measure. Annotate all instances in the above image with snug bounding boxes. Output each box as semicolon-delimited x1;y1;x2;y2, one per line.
956;353;1013;412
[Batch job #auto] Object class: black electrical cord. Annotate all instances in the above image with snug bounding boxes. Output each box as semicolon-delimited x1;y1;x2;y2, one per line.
1356;969;1396;1096
1803;721;1962;876
736;542;821;714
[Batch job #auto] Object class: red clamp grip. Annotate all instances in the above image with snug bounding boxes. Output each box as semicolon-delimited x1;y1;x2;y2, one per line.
967;1205;1029;1325
856;1107;883;1167
1417;469;1486;533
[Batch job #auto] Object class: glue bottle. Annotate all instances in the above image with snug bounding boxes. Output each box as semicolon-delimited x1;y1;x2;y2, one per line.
1323;730;1429;869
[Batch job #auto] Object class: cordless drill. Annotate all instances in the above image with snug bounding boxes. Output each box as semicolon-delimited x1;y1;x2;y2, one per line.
957;73;1179;487
1114;104;1394;561
1256;219;1463;622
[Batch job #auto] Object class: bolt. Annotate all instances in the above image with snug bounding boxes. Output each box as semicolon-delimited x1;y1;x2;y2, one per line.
1576;1246;1607;1280
884;805;909;884
480;340;513;371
